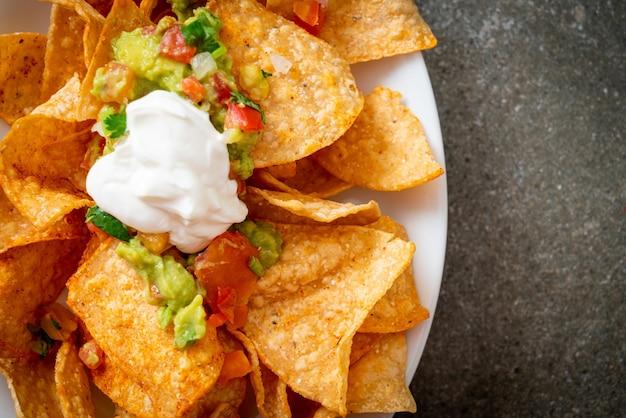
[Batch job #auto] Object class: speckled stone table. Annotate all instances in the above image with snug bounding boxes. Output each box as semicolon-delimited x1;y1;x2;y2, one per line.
402;1;625;416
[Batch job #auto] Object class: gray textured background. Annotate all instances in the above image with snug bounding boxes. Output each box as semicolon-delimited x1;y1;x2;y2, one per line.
403;1;625;416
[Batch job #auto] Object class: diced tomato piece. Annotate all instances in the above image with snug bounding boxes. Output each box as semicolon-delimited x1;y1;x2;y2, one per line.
216;286;237;323
212;73;233;105
159;24;196;64
195;231;260;327
224;102;264;131
79;340;104;370
293;0;327;36
181;76;206;103
208;312;229;328
93;61;135;103
219;350;252;384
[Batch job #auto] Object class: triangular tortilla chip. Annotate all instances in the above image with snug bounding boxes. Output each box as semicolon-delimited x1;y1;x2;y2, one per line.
282;156;352;198
0;188;87;254
0;354;64;417
33;74;83;121
347;333;416;413
244;186;380;226
207;0;363;168
66;238;225;417
244;223;415;414
55;340;97;417
0;237;88;356
40;4;88;102
360;216;430;333
315;85;444;191
0;115;93;229
43;0;106;68
0;33;47;125
266;0;437;63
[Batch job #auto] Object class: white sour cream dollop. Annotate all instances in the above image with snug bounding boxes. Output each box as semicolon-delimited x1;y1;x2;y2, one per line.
86;90;248;253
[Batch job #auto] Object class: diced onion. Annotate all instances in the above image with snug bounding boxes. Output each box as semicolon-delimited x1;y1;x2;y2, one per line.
270;53;292;74
191;52;217;80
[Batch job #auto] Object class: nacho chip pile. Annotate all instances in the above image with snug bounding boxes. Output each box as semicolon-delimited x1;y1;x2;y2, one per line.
0;0;443;416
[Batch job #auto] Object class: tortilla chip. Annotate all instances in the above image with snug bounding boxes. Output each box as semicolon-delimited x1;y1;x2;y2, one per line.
0;33;47;125
359;216;430;333
34;74;84;121
282;156;352;198
244;223;415;414
0;115;93;229
245;186;381;226
189;328;248;416
78;0;152;120
0;237;88;354
347;333;416;413
66;237;225;417
89;353;160;417
315;86;444;191
41;5;88;102
43;0;106;68
266;0;437;63
0;355;64;417
207;0;363;168
55;340;97;417
349;333;383;366
0;188;87;254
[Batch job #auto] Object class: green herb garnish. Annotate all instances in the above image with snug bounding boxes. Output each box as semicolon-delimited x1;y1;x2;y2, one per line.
103;111;127;139
230;91;266;123
85;206;132;242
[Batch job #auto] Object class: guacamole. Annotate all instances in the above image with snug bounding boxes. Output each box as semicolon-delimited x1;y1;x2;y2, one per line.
116;238;206;348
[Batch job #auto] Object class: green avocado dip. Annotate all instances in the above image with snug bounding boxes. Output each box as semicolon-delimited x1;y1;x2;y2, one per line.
116;237;207;349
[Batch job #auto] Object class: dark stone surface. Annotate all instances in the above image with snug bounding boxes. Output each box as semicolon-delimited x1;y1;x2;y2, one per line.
402;1;625;416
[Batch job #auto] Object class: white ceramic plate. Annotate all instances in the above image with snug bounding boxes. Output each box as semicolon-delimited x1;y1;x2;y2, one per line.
0;1;447;417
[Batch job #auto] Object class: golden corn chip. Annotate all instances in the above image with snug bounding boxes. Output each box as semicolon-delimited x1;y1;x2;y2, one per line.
349;333;383;366
359;216;430;333
247;169;301;194
41;5;88;102
89;354;161;417
34;74;83;122
0;188;87;254
347;333;416;413
0;33;47;125
207;0;363;168
55;340;97;417
0;115;93;229
67;238;225;417
42;124;94;192
190;328;248;416
315;85;444;191
0;238;88;354
78;0;151;120
227;328;281;418
113;404;136;417
245;186;381;225
0;356;64;417
266;0;437;64
244;223;415;415
282;156;352;198
262;162;297;180
43;0;106;69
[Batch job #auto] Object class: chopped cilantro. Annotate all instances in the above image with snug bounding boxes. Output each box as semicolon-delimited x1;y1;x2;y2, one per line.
103;111;127;139
181;8;226;59
27;323;55;359
85;206;132;242
261;69;273;78
230;91;266;123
